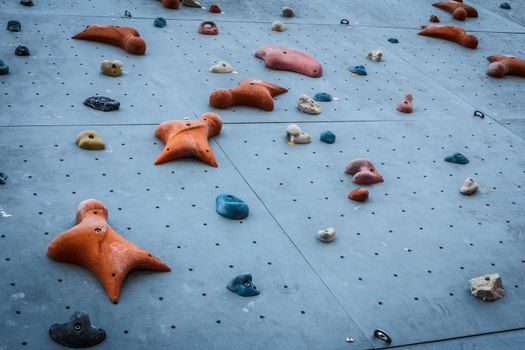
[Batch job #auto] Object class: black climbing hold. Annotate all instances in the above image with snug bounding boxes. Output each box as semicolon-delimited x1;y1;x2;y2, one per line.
388;38;399;44
124;10;132;17
374;329;392;344
0;59;9;75
83;96;120;112
19;0;33;6
340;19;349;25
500;2;511;9
15;45;30;56
49;311;106;348
7;20;21;32
473;110;485;118
0;172;8;185
227;273;260;297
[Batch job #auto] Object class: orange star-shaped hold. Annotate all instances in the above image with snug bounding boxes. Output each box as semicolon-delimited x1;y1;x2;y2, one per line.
47;199;171;304
154;112;223;167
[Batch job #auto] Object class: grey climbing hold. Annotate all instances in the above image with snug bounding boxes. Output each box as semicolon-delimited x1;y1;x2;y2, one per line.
313;92;333;102
388;38;399;44
15;45;30;56
320;130;336;144
227;273;260;297
19;0;33;6
500;2;511;9
286;124;311;144
469;273;505;301
297;95;321;115
209;61;235;73
317;227;335;242
460;178;478;195
83;96;120;112
49;311;106;348
183;0;202;8
444;152;469;165
367;49;382;62
154;17;167;28
272;21;287;32
282;6;294;17
0;172;8;185
7;20;21;32
0;59;9;75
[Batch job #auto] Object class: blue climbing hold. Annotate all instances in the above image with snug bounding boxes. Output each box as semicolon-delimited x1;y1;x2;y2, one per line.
0;172;7;185
500;2;511;9
348;65;367;76
216;194;249;220
154;17;167;28
227;273;260;297
444;153;469;165
7;20;21;32
0;59;9;75
388;38;399;44
313;92;333;102
320;130;336;144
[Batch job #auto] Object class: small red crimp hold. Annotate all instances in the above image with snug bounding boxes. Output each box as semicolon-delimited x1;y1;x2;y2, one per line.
199;21;219;35
209;4;222;13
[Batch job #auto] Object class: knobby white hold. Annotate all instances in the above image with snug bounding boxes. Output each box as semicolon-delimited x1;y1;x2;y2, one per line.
286;124;311;144
460;177;478;195
317;227;336;242
209;61;236;73
100;60;123;77
469;273;505;301
272;21;287;32
297;95;321;115
367;49;382;62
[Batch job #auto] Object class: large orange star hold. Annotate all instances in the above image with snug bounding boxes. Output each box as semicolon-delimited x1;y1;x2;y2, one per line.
47;199;171;304
154;112;223;167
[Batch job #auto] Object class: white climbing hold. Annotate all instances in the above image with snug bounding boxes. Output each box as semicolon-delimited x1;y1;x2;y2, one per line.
297;95;321;115
367;49;382;62
286;124;311;144
317;227;336;242
209;61;236;74
460;178;478;195
272;21;287;32
469;273;505;301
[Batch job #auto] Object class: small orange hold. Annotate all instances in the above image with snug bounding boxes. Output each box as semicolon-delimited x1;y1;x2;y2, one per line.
209;79;288;111
199;21;219;35
72;24;146;55
162;0;180;8
348;188;369;202
209;4;221;13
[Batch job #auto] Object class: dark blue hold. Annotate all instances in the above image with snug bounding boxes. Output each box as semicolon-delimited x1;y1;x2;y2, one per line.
216;194;249;220
348;65;367;76
500;2;511;9
444;152;469;165
0;172;7;185
313;92;333;102
154;17;166;28
0;59;9;75
388;38;399;44
49;311;106;348
320;130;336;144
227;273;260;297
7;20;21;32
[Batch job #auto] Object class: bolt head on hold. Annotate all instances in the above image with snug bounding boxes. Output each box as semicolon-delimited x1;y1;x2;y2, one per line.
7;20;21;32
154;17;167;28
317;227;336;242
216;194;249;220
227;273;260;297
76;130;105;150
100;59;123;77
469;273;505;301
49;311;106;348
15;45;30;56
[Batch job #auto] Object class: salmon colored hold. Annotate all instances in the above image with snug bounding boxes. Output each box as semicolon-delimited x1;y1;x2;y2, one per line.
486;55;525;78
418;25;478;49
255;45;323;77
47;199;171;304
397;93;413;113
162;0;180;8
209;79;288;111
348;188;369;201
154;112;222;167
199;21;219;35
345;158;384;185
432;1;478;21
72;25;147;55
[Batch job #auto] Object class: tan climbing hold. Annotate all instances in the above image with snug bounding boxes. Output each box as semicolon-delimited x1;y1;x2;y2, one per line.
469;273;505;301
100;60;123;77
76;130;105;150
367;49;382;62
272;21;287;32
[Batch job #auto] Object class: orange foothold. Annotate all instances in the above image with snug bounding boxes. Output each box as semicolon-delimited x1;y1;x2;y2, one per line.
348;188;369;202
162;0;180;8
154;112;222;167
209;79;288;111
47;199;171;304
432;1;478;20
72;24;146;55
487;55;525;78
418;25;478;49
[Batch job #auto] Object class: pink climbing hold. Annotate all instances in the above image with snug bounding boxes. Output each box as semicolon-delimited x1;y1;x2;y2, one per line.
255;45;323;77
396;93;413;113
345;159;384;185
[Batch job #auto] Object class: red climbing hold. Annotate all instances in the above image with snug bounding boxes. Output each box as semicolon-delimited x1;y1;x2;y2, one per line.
348;188;369;201
209;4;222;13
396;93;413;113
199;21;219;35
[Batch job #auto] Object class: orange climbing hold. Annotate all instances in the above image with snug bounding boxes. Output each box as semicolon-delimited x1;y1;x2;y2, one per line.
487;55;525;78
418;25;478;49
72;24;147;55
162;0;180;8
348;188;369;202
432;1;478;21
209;79;288;111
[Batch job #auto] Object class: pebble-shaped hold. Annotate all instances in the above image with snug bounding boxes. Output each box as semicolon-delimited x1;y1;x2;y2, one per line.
76;130;105;150
0;172;7;185
313;92;333;102
348;188;369;201
430;14;440;23
348;65;367;75
500;2;511;9
227;273;260;297
272;21;287;32
0;59;9;75
7;20;21;32
183;0;202;7
345;158;384;185
209;4;222;13
444;152;469;165
388;38;399;43
15;45;29;56
19;0;33;6
282;6;294;17
367;49;382;62
83;96;120;112
216;194;249;220
209;60;234;73
154;17;167;28
320;130;336;144
49;311;106;348
317;227;336;242
460;177;478;195
297;95;321;115
469;273;505;301
199;20;219;35
396;93;413;113
100;60;123;77
286;124;311;144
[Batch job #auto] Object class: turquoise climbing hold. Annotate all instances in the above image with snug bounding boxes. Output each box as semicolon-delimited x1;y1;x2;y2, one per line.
313;92;333;102
227;273;260;297
0;59;9;75
348;65;367;76
388;38;399;44
154;17;167;28
444;153;469;165
320;130;336;144
216;194;249;220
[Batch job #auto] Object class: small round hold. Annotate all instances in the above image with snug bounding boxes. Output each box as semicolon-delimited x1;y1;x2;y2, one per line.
198;20;219;35
374;329;392;344
124;10;132;17
209;4;222;13
317;227;336;242
100;59;123;77
154;17;167;28
473;110;485;118
430;14;440;23
340;19;349;25
282;6;294;17
272;21;287;32
7;20;21;32
500;2;511;9
345;337;354;343
15;45;30;56
320;130;336;144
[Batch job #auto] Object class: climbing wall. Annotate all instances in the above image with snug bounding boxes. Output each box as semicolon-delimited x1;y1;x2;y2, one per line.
1;0;524;349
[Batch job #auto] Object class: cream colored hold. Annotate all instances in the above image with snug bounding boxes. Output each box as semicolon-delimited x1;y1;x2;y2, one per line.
367;49;382;62
286;124;311;144
460;177;478;195
100;60;123;77
76;130;105;150
209;61;236;73
272;21;287;32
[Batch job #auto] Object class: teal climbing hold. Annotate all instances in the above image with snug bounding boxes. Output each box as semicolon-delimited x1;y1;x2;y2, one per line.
388;38;399;44
0;59;9;75
348;65;367;76
0;172;7;185
216;194;249;220
154;17;166;28
444;153;469;165
227;273;260;297
500;2;511;9
7;20;21;32
313;92;333;102
320;130;336;144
